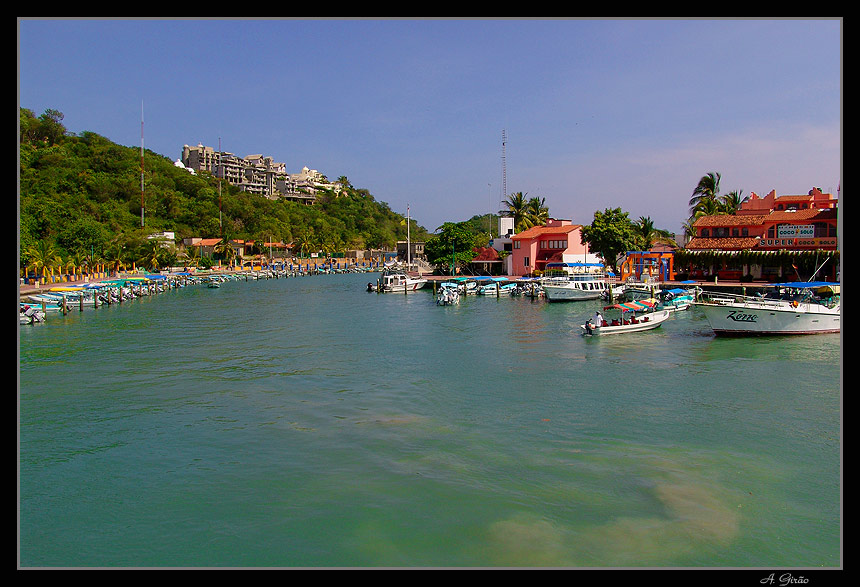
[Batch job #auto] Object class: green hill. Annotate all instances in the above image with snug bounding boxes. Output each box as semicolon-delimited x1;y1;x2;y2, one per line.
19;107;430;273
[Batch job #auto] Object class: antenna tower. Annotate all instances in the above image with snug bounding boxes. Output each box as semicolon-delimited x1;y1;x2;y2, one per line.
501;129;507;201
140;101;145;228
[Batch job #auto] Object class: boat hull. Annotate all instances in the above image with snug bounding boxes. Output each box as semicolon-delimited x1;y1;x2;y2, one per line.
542;278;608;301
695;302;840;335
581;309;670;335
382;281;428;293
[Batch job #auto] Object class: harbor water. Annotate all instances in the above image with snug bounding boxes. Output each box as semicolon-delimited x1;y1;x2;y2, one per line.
18;272;842;568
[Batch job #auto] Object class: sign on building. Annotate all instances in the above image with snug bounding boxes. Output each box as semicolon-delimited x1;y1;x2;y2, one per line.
777;224;815;238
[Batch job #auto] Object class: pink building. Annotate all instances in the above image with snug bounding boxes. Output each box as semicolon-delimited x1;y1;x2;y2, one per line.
510;219;598;276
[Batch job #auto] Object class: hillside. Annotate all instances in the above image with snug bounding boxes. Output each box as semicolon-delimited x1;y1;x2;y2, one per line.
19;107;431;271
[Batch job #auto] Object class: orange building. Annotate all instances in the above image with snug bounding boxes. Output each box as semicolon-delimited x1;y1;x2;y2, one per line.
682;187;839;281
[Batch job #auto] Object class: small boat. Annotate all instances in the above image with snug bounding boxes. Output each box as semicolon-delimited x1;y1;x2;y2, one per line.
436;283;460;305
379;271;428;293
476;278;517;295
581;300;670;335
694;282;840;336
514;278;544;298
20;303;46;324
657;286;701;312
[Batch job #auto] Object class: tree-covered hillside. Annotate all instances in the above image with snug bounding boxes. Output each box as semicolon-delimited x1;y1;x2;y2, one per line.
19;107;430;272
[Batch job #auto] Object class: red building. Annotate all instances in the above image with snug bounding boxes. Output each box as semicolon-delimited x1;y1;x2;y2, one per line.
682;187;839;282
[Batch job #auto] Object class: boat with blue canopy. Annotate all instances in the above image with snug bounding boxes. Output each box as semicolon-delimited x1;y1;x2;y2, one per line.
581;299;670;335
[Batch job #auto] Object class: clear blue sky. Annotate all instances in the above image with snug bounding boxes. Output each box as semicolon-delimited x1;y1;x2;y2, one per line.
18;18;842;236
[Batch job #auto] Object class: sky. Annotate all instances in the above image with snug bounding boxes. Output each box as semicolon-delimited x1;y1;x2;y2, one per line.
18;18;842;236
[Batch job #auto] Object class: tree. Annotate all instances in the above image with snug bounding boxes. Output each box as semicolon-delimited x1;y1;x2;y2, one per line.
214;235;238;266
580;208;640;271
502;192;530;232
688;172;721;217
719;190;748;214
523;196;549;229
635;216;676;251
425;222;485;274
24;240;62;283
138;240;164;272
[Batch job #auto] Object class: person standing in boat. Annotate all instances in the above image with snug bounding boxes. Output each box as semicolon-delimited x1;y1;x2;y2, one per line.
594;311;604;327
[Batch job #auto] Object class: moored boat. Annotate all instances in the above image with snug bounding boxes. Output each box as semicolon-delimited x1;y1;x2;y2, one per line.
436;283;460;305
694;282;840;335
657;285;701;312
476;278;517;295
379;271;428;293
540;262;612;302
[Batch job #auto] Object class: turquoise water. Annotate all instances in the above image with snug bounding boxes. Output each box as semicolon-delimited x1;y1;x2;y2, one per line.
18;272;842;567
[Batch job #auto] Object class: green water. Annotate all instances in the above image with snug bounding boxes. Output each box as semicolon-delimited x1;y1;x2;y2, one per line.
18;272;842;567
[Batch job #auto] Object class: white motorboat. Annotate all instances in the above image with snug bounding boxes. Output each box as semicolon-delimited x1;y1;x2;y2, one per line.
379;271;428;293
694;282;840;335
540;263;612;302
581;300;670;335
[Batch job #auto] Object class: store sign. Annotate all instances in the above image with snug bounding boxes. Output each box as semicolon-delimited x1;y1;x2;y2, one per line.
777;224;815;238
759;237;837;248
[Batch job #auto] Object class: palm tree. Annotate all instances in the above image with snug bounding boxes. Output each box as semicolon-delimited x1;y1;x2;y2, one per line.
179;244;201;269
293;230;315;260
214;235;237;267
524;196;549;229
690;197;724;220
138;240;163;272
719;189;748;214
24;240;62;284
635;216;676;251
688;172;721;217
502;192;530;232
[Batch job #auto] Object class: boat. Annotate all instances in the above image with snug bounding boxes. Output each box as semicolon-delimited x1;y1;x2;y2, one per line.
476;278;517;295
694;282;840;336
657;285;701;312
514;278;544;298
436;283;460;305
378;271;428;293
581;299;670;335
540;262;613;302
20;303;46;324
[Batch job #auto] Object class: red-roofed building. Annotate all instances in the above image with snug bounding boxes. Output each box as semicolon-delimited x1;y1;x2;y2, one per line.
682;187;839;281
510;219;599;276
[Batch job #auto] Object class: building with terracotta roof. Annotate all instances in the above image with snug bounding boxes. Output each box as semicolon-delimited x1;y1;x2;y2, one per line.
680;187;839;282
509;219;600;276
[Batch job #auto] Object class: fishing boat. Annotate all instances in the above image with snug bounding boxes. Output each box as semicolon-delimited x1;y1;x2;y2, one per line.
581;299;670;335
694;282;840;336
540;262;613;302
378;271;428;293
